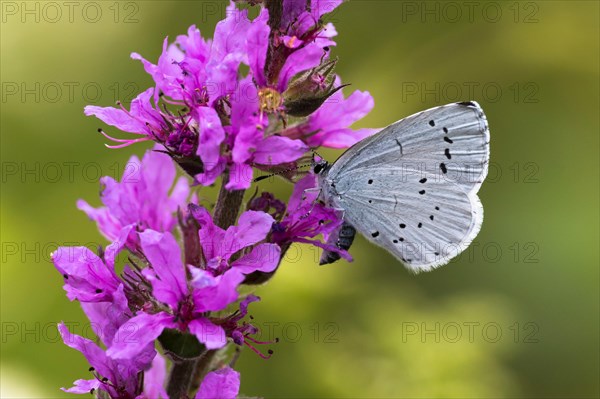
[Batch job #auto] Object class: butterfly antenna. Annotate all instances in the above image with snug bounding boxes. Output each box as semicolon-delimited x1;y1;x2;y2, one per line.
253;163;312;183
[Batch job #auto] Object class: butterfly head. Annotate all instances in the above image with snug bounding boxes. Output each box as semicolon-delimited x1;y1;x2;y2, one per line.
311;151;330;176
312;159;330;175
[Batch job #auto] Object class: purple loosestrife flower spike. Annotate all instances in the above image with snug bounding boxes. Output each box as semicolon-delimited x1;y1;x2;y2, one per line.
84;0;375;192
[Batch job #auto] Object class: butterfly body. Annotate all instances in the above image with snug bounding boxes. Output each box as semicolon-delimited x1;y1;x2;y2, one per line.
316;101;490;272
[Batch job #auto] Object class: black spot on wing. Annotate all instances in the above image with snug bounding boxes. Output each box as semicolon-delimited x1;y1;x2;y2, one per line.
440;163;448;174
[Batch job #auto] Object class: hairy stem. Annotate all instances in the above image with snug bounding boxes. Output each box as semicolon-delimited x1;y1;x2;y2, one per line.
213;172;247;229
166;360;197;399
167;173;246;398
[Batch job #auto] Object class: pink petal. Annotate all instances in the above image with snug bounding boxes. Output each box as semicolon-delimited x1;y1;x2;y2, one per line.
221;211;274;259
193;269;244;313
195;367;240;399
76;199;122;242
107;312;175;359
225;162;253;190
140;230;187;308
61;379;101;394
143;352;169;399
231;243;281;274
190;204;226;261
188;318;227;350
253;135;308;165
247;8;270;86
196;107;226;168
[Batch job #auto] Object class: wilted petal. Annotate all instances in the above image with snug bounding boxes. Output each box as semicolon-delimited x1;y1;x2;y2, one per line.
282;0;308;28
311;0;343;18
195;367;240;399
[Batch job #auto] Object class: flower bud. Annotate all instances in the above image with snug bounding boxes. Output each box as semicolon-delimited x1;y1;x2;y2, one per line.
283;59;347;117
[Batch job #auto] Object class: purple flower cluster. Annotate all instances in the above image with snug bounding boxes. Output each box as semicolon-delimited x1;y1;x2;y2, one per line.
54;155;271;397
85;0;375;190
55;1;376;398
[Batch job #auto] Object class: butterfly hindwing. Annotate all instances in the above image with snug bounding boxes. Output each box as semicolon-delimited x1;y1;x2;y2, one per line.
331;168;482;271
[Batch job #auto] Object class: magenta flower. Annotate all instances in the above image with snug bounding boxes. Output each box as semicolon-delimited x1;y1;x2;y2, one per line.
107;229;244;358
195;367;240;399
52;226;131;302
190;204;280;274
84;88;161;148
301;78;378;148
84;1;375;193
77;149;190;244
272;173;351;261
57;281;159;398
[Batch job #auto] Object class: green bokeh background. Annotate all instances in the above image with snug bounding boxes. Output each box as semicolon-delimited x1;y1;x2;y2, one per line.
1;1;598;398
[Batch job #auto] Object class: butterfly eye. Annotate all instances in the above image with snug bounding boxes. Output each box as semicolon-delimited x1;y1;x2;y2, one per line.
314;162;328;175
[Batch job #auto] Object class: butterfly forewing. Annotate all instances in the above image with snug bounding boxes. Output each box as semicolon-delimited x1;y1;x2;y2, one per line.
323;102;489;271
328;102;489;194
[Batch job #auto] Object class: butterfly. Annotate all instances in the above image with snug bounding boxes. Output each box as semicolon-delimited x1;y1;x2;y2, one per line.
316;101;490;272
